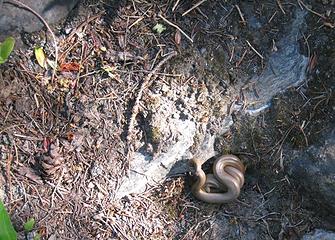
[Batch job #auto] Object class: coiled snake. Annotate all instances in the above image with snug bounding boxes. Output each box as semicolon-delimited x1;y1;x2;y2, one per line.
191;155;245;204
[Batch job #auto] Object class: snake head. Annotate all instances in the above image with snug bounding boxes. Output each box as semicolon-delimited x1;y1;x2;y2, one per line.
189;158;204;173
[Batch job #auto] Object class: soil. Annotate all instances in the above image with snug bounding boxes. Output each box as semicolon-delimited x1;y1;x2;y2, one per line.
0;0;334;239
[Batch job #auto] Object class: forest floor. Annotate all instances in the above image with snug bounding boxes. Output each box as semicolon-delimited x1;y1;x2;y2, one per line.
0;0;334;239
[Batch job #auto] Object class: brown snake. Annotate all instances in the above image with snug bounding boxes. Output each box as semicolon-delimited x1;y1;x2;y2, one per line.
191;155;245;204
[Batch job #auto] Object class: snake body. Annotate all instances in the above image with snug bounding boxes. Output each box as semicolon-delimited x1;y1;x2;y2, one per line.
191;155;245;204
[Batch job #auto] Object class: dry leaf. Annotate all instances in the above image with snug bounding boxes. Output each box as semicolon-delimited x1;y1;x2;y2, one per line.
60;62;80;72
46;59;57;70
175;30;181;45
34;47;47;69
66;132;75;142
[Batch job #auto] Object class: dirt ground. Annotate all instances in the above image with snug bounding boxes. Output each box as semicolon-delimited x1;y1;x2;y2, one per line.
0;0;334;239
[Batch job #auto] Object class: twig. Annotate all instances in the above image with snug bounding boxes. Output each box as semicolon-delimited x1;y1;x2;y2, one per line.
128;16;144;29
4;0;58;82
299;122;309;147
268;11;277;23
182;0;207;16
236;49;247;67
246;40;264;60
158;14;193;43
50;168;65;208
181;216;213;240
276;0;286;15
262;218;275;240
6;152;13;201
297;0;327;20
229;46;235;62
269;125;294;156
172;0;181;12
235;5;246;25
126;51;177;166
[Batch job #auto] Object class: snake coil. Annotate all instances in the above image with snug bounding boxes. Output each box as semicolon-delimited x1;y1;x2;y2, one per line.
191;155;245;204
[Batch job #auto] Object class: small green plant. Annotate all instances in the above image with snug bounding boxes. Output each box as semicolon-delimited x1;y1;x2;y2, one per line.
0;200;17;240
24;217;40;240
24;218;35;232
0;37;15;64
153;23;166;34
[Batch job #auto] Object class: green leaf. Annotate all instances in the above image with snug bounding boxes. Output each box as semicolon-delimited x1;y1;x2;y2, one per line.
0;37;15;64
153;23;166;34
0;200;17;240
24;218;35;232
34;47;47;69
33;233;41;240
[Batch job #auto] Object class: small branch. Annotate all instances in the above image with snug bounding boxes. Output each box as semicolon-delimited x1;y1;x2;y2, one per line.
246;40;264;60
297;0;327;20
158;14;193;43
182;0;207;16
236;49;247;67
6;153;13;201
172;0;181;12
235;5;246;25
4;0;58;82
276;0;286;15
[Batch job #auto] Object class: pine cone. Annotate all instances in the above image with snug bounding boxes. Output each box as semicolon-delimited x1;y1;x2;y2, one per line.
40;140;64;179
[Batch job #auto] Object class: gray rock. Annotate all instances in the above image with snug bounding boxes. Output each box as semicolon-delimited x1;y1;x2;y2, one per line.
243;9;308;112
302;229;335;240
116;119;198;198
288;128;335;213
0;0;78;40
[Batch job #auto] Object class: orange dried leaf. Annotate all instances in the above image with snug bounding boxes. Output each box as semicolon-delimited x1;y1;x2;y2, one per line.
60;62;80;72
67;132;74;141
